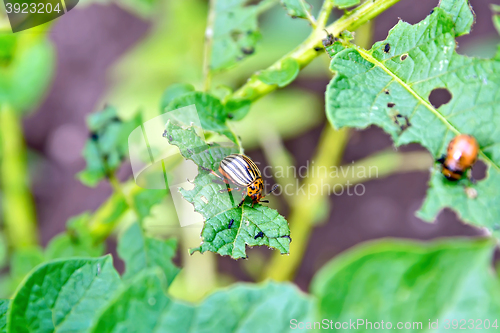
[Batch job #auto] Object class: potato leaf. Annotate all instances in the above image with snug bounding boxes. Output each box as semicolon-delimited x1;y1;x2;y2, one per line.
131;188;169;220
45;233;105;260
334;0;360;10
78;106;142;187
256;58;300;87
8;256;121;333
0;35;54;113
165;92;238;143
209;0;265;71
164;121;291;259
312;238;500;329
159;83;195;111
325;3;500;235
280;0;314;20
92;270;313;332
438;0;474;36
90;270;193;332
117;222;180;285
45;213;105;260
0;300;8;333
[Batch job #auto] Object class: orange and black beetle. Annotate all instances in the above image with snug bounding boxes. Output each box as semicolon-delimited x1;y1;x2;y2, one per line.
206;154;278;207
437;134;479;181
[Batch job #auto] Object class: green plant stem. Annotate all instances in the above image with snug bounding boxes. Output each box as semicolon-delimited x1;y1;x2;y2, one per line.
0;105;38;249
87;190;129;244
256;0;279;15
258;125;296;205
302;4;317;28
230;0;401;103
316;0;334;29
262;125;348;281
202;0;216;91
262;147;433;281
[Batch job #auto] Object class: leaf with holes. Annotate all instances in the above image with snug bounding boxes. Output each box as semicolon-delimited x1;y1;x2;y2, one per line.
164;121;290;259
7;256;121;332
209;0;267;72
280;0;314;20
117;222;180;285
325;2;500;236
311;238;500;328
91;270;313;332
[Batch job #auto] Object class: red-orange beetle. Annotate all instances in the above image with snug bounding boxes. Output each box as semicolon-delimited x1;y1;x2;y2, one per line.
438;134;479;181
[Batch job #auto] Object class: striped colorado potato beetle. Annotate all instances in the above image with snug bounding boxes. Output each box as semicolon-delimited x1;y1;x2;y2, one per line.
437;134;479;181
205;154;278;207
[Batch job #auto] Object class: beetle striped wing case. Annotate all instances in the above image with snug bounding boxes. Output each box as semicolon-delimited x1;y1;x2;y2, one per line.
218;154;262;187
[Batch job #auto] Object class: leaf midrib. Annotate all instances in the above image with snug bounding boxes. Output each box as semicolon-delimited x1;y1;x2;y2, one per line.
355;47;500;172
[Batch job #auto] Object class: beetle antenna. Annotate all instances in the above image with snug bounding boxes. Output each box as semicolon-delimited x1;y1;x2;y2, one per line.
265;184;279;196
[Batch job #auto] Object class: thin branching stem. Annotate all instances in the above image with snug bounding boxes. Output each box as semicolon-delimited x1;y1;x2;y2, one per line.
0;105;38;249
202;0;217;91
230;0;401;103
316;0;334;30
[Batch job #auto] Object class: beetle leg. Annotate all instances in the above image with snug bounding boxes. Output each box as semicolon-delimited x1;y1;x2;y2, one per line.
209;170;225;180
219;186;239;194
260;200;269;203
212;178;226;185
436;156;445;164
237;192;247;207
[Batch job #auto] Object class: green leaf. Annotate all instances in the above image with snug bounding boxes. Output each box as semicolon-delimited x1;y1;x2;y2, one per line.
334;0;360;10
159;83;195;112
194;281;314;332
78;106;142;187
164;122;290;259
165;92;238;143
325;8;500;234
7;247;45;294
8;256;121;333
256;58;300;87
280;0;313;20
311;238;500;329
493;14;500;36
92;270;313;333
0;300;8;333
45;213;105;260
117;222;180;284
438;0;474;36
90;270;194;332
132;188;168;220
0;34;16;66
164;121;238;170
45;233;105;260
0;35;54;113
210;0;263;71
